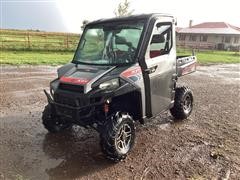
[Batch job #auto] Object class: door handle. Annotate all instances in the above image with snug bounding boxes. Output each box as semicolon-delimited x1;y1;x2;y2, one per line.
144;65;158;74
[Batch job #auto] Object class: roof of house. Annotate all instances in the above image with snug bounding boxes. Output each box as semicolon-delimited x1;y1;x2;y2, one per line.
178;22;240;35
176;27;183;33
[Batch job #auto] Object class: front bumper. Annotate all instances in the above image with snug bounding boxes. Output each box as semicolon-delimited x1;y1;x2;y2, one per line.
44;90;104;126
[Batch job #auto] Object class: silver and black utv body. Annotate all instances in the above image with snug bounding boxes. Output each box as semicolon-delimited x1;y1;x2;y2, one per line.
43;13;196;161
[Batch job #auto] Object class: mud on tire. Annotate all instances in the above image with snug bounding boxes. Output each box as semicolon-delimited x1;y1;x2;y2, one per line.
42;104;72;133
100;112;135;162
170;86;193;120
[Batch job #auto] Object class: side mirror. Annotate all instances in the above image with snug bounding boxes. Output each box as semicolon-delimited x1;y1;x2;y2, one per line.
151;34;165;44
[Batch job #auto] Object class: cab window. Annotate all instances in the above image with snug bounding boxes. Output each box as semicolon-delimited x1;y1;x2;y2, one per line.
148;23;172;59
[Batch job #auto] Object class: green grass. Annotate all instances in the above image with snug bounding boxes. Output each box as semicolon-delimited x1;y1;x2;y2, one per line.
1;49;239;65
0;29;239;65
0;50;73;65
177;49;240;64
0;29;78;65
0;29;80;51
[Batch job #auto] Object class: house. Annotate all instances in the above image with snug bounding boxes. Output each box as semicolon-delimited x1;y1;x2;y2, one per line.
176;21;240;51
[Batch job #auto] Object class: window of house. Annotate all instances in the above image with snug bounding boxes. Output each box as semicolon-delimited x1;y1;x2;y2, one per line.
179;34;186;41
148;23;172;59
189;35;197;41
222;36;224;43
234;37;239;44
225;36;231;43
200;35;208;42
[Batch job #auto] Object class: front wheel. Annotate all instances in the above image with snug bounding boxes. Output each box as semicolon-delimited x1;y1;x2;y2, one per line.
42;104;72;133
170;86;193;120
100;112;135;162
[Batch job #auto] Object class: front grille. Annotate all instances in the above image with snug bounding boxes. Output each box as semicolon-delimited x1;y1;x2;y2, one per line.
59;83;84;93
56;106;74;118
54;94;77;107
77;97;89;107
54;93;90;108
56;105;92;119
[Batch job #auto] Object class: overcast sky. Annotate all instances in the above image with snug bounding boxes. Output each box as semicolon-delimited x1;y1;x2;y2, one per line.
1;0;240;33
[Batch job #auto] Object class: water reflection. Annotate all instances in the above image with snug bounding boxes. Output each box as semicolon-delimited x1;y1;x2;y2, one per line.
42;127;113;179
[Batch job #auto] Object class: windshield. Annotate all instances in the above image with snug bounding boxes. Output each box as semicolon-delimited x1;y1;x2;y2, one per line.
73;22;144;65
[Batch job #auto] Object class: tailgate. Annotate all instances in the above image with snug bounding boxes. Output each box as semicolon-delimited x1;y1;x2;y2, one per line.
177;56;197;77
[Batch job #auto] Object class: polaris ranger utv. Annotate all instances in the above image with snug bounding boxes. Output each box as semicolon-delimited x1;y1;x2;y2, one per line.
43;14;197;161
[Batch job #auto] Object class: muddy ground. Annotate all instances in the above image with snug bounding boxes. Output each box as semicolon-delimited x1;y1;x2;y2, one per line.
0;64;240;180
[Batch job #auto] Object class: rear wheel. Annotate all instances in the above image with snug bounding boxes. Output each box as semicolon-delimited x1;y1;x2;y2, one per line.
170;86;193;120
100;112;135;162
42;104;72;133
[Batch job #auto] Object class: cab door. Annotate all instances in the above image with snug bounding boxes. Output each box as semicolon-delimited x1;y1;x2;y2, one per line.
144;19;176;116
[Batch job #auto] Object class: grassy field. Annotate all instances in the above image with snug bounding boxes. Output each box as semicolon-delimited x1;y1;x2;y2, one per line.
0;29;77;65
0;29;79;51
0;29;239;65
1;50;73;65
1;49;239;65
177;49;240;64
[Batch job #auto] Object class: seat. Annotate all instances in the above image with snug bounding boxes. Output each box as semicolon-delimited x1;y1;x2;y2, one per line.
150;49;165;58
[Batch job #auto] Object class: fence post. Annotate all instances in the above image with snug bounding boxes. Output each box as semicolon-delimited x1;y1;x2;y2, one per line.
27;32;30;49
66;34;69;49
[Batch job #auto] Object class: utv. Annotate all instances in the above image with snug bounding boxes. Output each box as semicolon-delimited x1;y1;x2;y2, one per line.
43;14;197;162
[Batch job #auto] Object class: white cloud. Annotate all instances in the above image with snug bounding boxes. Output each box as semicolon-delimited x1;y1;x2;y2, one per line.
57;0;120;32
57;0;240;33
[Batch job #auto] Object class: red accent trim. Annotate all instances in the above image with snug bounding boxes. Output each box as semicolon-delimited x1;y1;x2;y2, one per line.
60;76;90;85
121;66;142;78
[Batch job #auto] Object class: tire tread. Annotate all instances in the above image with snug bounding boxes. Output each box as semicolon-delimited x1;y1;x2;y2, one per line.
100;112;135;162
170;86;193;120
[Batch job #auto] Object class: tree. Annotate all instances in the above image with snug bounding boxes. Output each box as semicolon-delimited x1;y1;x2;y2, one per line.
81;20;89;31
114;0;134;17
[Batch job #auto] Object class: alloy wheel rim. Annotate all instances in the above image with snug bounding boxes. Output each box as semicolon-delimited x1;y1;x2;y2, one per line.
183;95;192;114
115;124;132;154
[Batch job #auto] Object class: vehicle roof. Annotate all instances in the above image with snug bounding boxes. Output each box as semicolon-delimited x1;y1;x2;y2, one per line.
87;13;174;25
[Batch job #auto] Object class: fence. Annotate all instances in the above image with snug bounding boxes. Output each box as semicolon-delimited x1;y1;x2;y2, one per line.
177;41;216;50
177;41;240;52
0;29;80;51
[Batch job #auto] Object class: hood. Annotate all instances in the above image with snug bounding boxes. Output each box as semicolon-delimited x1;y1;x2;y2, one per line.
57;63;116;93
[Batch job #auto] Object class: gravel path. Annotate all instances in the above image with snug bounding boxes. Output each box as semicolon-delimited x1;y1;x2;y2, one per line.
0;64;239;180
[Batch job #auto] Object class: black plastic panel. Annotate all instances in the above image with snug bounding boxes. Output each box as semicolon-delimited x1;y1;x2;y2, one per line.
58;83;84;93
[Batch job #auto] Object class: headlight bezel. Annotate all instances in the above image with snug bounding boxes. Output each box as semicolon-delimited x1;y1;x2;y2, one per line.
99;78;120;90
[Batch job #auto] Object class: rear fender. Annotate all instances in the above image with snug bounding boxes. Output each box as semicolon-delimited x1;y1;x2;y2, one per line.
177;56;197;77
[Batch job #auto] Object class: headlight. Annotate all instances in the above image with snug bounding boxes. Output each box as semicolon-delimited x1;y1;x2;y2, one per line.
99;79;119;90
50;79;59;95
50;87;55;96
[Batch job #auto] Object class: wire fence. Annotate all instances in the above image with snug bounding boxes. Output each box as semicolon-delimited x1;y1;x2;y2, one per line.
0;30;80;51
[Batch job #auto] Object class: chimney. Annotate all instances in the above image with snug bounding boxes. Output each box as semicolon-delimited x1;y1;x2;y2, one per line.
189;20;193;28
